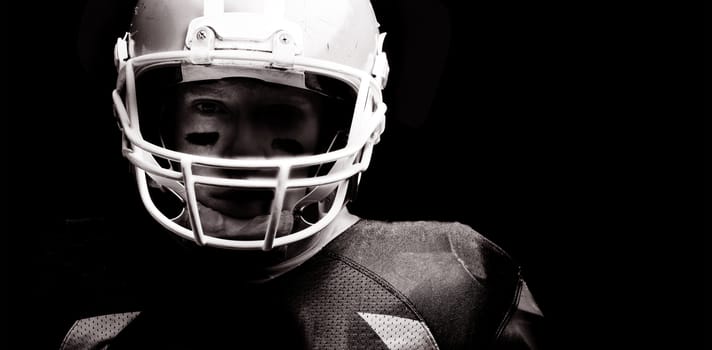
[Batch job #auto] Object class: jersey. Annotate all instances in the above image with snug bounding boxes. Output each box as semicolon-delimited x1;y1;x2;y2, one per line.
53;218;543;349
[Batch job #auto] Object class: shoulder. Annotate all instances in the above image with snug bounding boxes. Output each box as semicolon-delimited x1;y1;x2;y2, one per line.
327;219;520;282
325;219;525;348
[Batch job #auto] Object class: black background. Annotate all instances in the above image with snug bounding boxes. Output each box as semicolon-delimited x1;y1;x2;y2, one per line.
4;0;706;348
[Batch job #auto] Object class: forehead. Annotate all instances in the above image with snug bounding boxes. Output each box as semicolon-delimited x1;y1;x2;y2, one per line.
176;78;322;103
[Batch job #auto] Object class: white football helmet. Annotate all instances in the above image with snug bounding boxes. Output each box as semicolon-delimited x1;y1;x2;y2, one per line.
112;0;389;251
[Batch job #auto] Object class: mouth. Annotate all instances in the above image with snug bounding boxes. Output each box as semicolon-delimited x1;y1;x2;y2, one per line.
195;201;295;241
183;186;306;241
206;189;275;219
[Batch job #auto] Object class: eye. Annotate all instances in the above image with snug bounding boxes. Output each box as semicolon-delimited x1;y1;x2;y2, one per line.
192;100;228;115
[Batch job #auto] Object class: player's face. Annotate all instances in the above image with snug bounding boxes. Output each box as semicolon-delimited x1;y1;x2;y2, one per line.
168;78;324;234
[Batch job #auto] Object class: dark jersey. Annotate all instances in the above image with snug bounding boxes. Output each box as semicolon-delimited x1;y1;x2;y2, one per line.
53;219;543;349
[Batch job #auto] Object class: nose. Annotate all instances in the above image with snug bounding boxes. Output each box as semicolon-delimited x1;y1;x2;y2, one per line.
223;118;272;158
204;118;278;179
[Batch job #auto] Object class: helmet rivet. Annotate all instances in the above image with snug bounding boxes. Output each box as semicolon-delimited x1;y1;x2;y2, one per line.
279;33;290;45
196;29;209;40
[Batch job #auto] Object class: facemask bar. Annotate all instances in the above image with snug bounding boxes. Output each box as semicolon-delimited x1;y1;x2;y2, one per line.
114;50;386;250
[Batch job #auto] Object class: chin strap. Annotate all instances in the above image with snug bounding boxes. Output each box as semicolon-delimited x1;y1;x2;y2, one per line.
292;130;356;224
254;207;360;282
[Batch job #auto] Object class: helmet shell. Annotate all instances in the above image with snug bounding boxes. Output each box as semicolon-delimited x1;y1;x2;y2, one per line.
128;0;382;73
